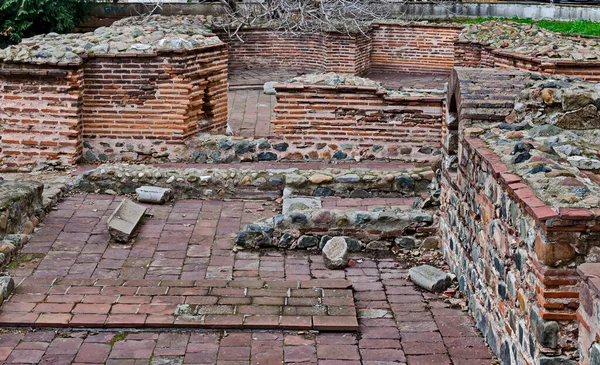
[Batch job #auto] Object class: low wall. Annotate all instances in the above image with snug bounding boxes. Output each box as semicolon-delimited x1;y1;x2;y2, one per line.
0;44;228;170
89;2;600;24
271;83;444;160
455;41;600;82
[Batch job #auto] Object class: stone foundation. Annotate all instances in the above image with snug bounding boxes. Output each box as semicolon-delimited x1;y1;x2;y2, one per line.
74;163;434;200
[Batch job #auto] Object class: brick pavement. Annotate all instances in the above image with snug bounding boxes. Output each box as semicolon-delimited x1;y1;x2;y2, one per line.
0;194;496;364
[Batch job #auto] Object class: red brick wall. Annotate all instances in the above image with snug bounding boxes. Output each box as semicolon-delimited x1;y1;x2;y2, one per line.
223;30;325;71
0;44;228;168
222;30;372;75
82;44;228;144
0;64;83;170
272;84;443;153
370;23;463;74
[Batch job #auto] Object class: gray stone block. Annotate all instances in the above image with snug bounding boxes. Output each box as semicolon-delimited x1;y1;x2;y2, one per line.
136;186;172;204
282;197;322;215
107;199;147;243
408;264;451;292
0;276;14;299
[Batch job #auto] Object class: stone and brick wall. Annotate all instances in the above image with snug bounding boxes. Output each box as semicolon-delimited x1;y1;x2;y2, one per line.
370;23;463;74
0;63;83;170
0;44;228;169
439;68;595;365
271;83;444;160
455;40;600;82
82;44;228;161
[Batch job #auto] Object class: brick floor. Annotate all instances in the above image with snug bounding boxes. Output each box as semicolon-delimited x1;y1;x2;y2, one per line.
0;194;496;364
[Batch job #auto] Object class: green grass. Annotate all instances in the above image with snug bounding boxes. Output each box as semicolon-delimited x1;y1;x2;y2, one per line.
454;17;600;37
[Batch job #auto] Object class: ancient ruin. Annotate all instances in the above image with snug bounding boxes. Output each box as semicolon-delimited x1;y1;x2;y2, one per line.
2;11;600;365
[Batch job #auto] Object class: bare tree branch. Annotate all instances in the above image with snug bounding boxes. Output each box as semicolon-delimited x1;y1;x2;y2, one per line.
213;0;391;40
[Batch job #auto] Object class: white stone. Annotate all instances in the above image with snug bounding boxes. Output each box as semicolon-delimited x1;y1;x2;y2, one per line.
322;237;348;270
136;186;171;204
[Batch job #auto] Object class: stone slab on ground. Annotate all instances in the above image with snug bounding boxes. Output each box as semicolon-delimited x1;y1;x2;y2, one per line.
107;199;147;243
408;264;451;293
136;186;172;204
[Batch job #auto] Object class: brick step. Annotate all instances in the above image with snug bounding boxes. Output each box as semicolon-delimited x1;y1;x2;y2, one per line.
0;278;358;331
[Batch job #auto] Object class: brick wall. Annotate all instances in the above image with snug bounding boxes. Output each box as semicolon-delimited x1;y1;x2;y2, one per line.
0;44;228;168
370;23;463;74
455;40;600;81
82;44;228;161
222;30;372;75
0;63;83;170
440;68;591;365
271;83;443;159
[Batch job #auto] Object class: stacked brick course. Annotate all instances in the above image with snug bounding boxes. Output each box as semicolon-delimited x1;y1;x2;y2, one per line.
0;64;83;169
439;68;594;364
272;83;444;158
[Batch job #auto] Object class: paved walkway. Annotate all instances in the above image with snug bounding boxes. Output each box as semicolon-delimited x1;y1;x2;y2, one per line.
0;194;495;364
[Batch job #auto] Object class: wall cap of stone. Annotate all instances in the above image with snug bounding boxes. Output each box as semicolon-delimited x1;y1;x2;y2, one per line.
462;135;562;223
457;39;600;67
274;83;444;101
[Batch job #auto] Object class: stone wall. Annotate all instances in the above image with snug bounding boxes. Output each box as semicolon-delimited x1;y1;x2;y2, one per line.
271;83;444;161
370;23;462;74
0;44;228;170
0;181;43;240
439;68;599;365
455;40;600;82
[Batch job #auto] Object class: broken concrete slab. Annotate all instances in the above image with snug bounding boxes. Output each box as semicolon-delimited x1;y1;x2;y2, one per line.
107;199;147;243
322;237;348;270
282;197;322;215
408;264;451;293
136;186;172;204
